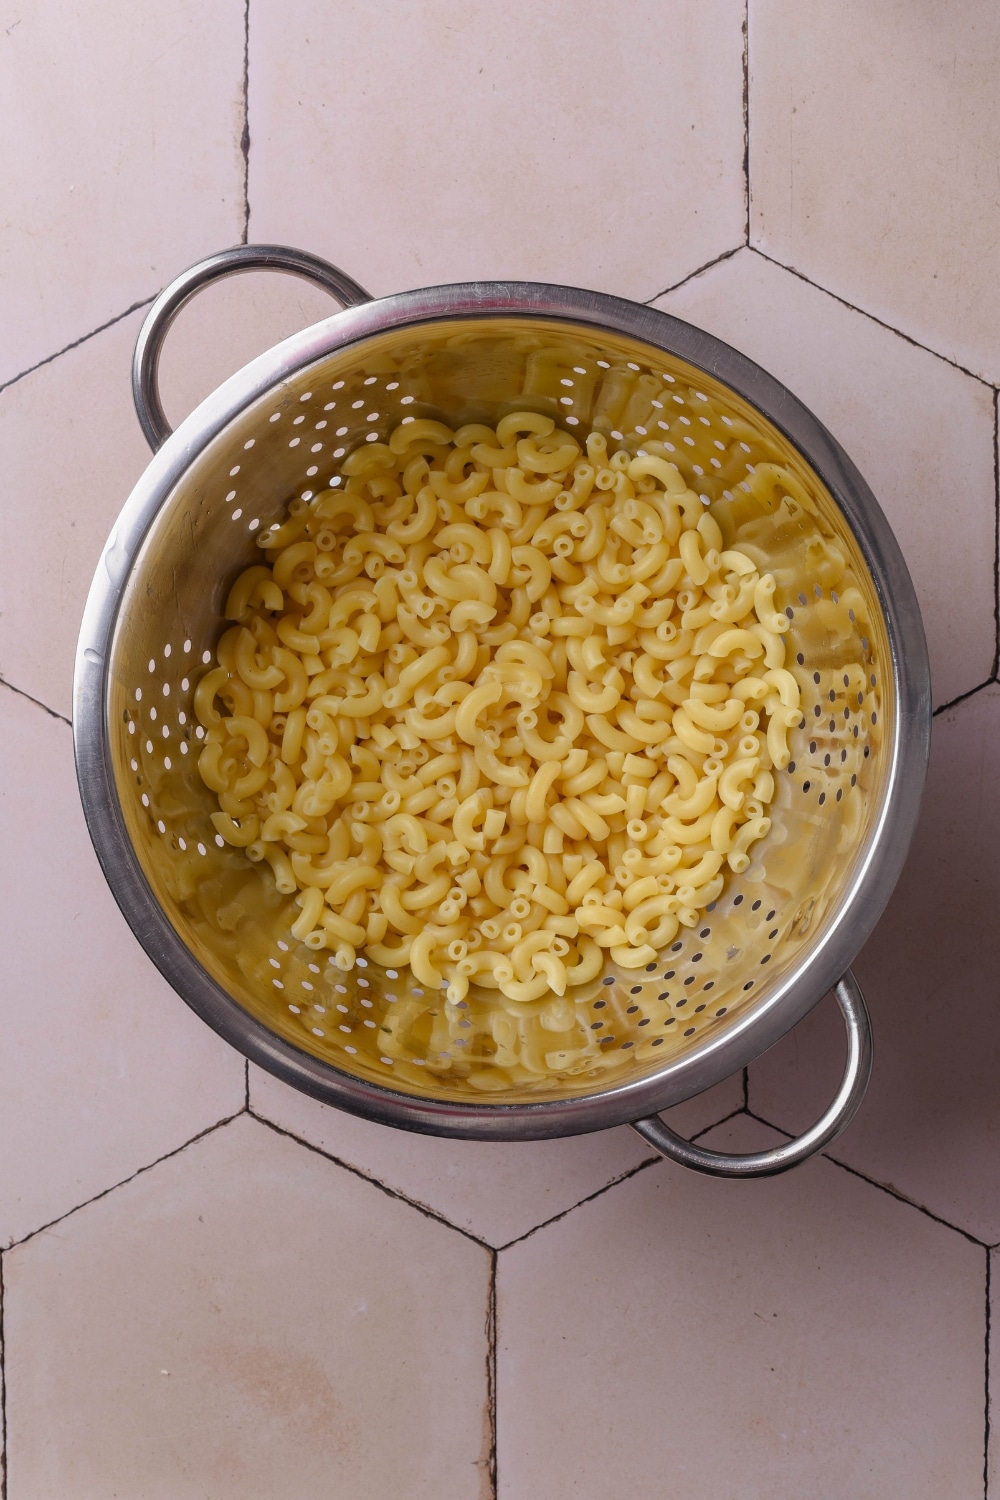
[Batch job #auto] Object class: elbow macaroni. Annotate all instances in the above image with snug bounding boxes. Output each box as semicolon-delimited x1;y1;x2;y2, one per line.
196;413;801;1008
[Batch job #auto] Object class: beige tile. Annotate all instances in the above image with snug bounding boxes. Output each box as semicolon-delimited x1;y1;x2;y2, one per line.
250;1065;743;1248
0;276;350;720
750;685;1000;1244
0;0;245;387
497;1114;986;1500
0;311;150;717
748;0;1000;383
0;687;244;1247
656;249;995;708
248;0;746;303
4;1114;491;1500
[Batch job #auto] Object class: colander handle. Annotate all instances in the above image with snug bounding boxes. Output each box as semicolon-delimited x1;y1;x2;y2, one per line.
629;969;872;1178
132;244;373;451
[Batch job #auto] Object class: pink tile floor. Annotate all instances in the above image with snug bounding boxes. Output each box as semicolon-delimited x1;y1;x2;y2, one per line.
2;3;999;1494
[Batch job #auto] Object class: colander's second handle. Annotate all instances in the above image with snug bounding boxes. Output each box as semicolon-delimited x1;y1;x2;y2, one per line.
132;244;373;451
630;970;872;1178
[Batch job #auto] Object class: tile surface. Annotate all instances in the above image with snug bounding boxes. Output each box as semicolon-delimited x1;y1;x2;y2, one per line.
497;1115;986;1500
750;686;1000;1244
0;687;244;1247
249;1067;743;1249
0;274;360;720
0;0;246;388
0;311;150;717
656;249;996;709
4;1115;491;1500
248;0;747;303
749;0;1000;383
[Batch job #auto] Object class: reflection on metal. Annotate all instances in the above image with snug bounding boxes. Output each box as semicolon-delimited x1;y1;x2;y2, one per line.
631;971;872;1177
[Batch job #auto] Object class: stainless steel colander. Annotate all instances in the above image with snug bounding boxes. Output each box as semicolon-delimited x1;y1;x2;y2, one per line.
74;245;930;1177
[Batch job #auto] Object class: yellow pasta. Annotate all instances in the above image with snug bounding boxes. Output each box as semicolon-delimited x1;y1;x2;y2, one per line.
196;412;801;1012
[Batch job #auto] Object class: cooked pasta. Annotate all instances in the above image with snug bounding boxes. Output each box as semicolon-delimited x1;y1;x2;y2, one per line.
194;413;800;1007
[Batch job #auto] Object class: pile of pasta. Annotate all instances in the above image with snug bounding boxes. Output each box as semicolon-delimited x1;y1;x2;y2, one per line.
195;412;801;1005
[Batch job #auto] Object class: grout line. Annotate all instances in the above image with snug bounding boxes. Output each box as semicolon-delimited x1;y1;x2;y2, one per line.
497;1155;662;1252
246;1109;492;1250
644;244;744;307
240;0;250;243
0;1252;6;1500
992;390;999;681
933;681;994;718
749;246;994;387
486;1251;498;1500
986;1249;993;1499
0;677;71;727
0;296;157;398
243;1060;250;1111
690;1104;747;1141
495;1106;748;1254
252;1103;744;1260
821;1155;990;1248
744;1107;990;1247
4;1110;245;1254
742;0;750;244
742;1065;750;1110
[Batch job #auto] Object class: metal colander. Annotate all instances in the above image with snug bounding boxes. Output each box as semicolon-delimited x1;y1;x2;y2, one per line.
74;245;930;1177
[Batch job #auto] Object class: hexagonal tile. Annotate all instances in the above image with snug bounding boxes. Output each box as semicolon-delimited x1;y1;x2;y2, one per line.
248;0;747;303
0;271;364;726
655;248;996;709
249;1065;744;1249
497;1114;986;1499
0;310;150;717
0;685;244;1247
748;0;1000;383
3;1114;491;1499
749;685;1000;1244
0;0;245;387
0;270;349;721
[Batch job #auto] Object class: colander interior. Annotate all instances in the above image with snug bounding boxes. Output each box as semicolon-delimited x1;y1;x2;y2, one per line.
104;314;891;1112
